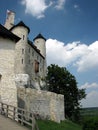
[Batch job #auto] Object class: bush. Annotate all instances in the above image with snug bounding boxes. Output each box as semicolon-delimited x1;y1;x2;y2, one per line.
82;117;98;130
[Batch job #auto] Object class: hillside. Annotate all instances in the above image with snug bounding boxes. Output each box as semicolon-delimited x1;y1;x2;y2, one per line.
80;107;98;116
37;119;82;130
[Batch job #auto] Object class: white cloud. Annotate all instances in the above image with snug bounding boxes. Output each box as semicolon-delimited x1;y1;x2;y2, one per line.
46;39;82;66
46;38;98;108
46;39;98;72
80;82;98;89
21;0;52;19
75;41;98;72
55;0;66;10
21;0;66;18
81;91;98;108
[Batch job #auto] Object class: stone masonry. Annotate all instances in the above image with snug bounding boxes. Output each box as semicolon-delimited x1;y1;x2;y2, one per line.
18;87;65;123
0;37;17;106
0;10;65;122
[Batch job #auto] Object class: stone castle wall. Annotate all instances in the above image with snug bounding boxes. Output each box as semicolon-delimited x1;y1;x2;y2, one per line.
0;12;65;123
0;36;65;122
11;26;46;89
17;87;65;123
0;37;17;106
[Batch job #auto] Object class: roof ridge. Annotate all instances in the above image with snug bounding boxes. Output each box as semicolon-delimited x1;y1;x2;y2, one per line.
10;21;30;33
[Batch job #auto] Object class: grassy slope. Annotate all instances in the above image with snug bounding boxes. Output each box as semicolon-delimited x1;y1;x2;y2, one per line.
37;119;82;130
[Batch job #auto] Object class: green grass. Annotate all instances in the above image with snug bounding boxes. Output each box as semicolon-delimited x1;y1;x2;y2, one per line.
37;119;82;130
82;115;98;121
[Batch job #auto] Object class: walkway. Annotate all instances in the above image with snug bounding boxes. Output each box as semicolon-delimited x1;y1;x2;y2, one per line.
0;115;30;130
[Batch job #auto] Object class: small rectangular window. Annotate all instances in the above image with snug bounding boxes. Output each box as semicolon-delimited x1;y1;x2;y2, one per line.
35;60;39;73
37;56;39;60
0;74;2;80
32;51;34;56
22;59;24;64
29;59;30;64
23;35;25;40
0;74;2;87
22;49;24;54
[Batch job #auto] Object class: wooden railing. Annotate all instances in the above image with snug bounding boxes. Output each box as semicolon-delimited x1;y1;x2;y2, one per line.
0;102;39;130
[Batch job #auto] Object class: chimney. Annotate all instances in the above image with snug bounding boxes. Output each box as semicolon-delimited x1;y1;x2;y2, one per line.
4;10;15;30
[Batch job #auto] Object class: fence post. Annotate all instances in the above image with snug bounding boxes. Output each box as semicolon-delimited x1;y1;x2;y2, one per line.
21;110;24;125
0;102;39;130
32;113;39;130
1;103;4;115
6;105;8;117
32;114;35;130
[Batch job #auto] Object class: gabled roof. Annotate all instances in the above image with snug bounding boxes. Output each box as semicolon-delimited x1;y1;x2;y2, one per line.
33;33;46;41
0;24;20;42
10;21;30;33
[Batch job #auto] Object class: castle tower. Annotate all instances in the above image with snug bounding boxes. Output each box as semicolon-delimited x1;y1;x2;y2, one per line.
33;33;46;58
10;21;30;41
4;10;15;29
33;33;47;78
10;21;30;74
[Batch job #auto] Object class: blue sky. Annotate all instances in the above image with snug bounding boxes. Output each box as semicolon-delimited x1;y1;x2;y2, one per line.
0;0;98;108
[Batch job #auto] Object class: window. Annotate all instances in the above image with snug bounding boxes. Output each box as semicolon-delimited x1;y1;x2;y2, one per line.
0;74;2;80
32;51;34;56
23;35;25;40
22;59;24;64
0;74;2;87
29;59;30;64
35;60;39;73
22;49;24;54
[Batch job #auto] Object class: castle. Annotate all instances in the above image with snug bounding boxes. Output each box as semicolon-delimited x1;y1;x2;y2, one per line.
0;10;65;122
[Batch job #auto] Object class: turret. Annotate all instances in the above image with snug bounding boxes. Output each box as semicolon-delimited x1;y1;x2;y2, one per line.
10;21;30;74
33;33;46;58
4;10;15;30
10;21;30;42
33;33;47;78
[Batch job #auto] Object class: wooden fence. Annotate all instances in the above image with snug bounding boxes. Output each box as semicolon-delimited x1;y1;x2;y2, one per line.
0;102;39;130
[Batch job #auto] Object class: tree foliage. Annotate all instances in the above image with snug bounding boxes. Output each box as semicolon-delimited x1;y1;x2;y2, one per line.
46;64;86;121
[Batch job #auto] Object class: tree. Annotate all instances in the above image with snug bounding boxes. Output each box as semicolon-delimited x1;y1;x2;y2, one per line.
46;64;86;121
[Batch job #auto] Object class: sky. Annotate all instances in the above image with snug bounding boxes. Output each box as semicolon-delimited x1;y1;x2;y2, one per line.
0;0;98;108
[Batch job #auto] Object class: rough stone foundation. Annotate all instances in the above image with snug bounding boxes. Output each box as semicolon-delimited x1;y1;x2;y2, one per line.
18;87;65;123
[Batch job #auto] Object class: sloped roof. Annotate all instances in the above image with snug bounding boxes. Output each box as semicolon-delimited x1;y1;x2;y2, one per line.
10;21;30;33
0;24;20;42
33;33;46;41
